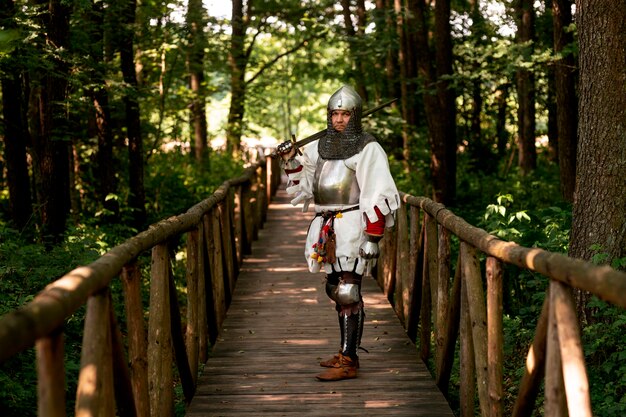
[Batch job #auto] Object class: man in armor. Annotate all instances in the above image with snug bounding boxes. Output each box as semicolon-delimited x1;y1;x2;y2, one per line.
276;85;399;381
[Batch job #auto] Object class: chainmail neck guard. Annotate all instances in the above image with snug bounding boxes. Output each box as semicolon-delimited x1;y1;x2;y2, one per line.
318;86;376;160
318;130;376;160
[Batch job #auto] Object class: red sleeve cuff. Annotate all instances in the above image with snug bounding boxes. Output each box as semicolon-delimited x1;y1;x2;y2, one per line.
365;206;385;236
284;165;303;175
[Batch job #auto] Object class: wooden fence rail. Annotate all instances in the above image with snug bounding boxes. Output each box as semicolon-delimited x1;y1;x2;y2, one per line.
0;154;281;416
375;192;626;417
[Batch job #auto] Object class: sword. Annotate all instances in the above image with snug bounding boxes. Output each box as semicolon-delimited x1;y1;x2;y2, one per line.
271;97;398;158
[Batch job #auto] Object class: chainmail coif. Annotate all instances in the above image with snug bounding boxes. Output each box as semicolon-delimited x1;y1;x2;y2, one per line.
318;86;376;160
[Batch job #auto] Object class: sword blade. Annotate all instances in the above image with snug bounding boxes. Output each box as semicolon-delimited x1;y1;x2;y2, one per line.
272;97;398;157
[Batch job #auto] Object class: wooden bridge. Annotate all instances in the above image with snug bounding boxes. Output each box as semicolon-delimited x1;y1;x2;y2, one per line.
1;156;625;417
185;185;453;416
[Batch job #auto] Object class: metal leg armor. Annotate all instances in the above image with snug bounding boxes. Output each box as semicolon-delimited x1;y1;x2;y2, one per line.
341;307;365;360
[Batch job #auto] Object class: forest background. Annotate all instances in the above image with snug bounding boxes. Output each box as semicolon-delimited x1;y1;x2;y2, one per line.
0;0;624;415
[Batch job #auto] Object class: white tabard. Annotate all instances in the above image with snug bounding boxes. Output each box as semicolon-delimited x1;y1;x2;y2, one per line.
284;141;400;275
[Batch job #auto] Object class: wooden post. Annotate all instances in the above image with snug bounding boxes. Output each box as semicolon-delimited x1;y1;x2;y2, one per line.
419;232;432;362
258;163;268;223
197;220;209;360
394;202;410;324
168;269;195;402
486;257;504;417
213;206;230;306
436;254;462;396
435;226;451;373
461;243;489;417
225;189;240;277
406;217;425;343
552;281;591;417
219;201;236;298
121;262;150;417
237;185;251;256
186;229;200;383
545;283;567;417
243;182;256;249
266;155;273;203
208;208;227;325
425;214;439;337
460;268;475;417
76;290;115;417
36;328;66;417
408;206;422;296
109;302;137;417
250;171;260;240
203;214;222;341
512;294;549;417
148;244;174;416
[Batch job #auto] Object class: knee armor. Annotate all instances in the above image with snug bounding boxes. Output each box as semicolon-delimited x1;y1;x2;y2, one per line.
326;280;360;305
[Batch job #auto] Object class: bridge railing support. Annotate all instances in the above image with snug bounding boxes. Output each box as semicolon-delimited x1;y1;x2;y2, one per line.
0;154;281;416
376;192;626;417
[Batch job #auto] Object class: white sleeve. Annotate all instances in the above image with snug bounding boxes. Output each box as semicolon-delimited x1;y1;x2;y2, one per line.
284;144;317;211
355;142;400;227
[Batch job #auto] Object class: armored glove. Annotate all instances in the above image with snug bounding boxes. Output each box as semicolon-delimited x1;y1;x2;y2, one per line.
276;141;297;161
359;234;382;259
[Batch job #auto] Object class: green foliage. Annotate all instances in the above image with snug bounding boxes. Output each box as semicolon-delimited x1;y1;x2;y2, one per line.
0;150;241;415
583;294;626;416
144;151;243;223
0;225;103;415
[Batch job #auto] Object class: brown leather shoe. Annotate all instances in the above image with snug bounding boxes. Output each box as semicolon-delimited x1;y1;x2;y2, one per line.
320;351;359;368
315;354;358;381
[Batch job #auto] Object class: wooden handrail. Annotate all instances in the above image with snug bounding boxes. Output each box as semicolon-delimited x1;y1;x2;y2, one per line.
1;159;623;417
374;191;626;417
0;154;281;416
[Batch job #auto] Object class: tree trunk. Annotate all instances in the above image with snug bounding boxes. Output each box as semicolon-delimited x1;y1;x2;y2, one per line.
553;0;577;202
570;0;626;320
0;0;32;231
546;67;559;163
394;0;409;168
570;1;626;264
341;0;368;102
86;0;117;216
413;0;456;204
119;0;146;228
30;0;72;244
187;0;209;164
495;84;510;158
515;0;537;174
226;0;246;157
376;0;399;101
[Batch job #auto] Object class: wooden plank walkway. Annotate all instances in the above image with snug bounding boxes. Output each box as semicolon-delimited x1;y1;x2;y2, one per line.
186;184;454;416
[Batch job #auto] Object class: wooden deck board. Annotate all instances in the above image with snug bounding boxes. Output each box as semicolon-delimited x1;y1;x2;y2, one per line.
186;186;454;416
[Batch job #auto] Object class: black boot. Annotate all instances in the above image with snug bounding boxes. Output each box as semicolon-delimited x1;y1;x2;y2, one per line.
341;308;365;363
320;311;346;367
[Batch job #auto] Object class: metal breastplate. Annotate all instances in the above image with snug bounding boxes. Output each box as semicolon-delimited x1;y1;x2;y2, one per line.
313;159;360;205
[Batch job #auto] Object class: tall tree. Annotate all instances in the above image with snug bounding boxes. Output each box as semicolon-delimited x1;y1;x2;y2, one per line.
85;0;117;216
569;1;626;267
117;0;146;228
226;0;246;156
340;0;368;102
394;0;410;167
413;0;457;204
225;1;327;157
186;0;209;164
552;0;577;202
515;0;537;174
433;0;456;202
373;0;398;102
0;0;32;231
29;0;72;243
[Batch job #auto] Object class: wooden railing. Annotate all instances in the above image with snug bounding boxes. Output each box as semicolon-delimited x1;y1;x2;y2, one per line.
0;154;281;416
375;192;626;417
